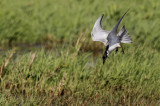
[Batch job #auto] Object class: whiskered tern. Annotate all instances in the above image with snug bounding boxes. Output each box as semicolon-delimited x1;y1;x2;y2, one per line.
91;10;132;64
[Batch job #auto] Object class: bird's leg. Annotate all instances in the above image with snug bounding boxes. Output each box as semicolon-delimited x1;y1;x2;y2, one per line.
121;44;125;54
102;45;109;64
115;48;118;53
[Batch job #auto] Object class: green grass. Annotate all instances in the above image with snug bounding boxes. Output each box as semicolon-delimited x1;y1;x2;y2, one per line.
0;46;160;105
0;0;160;49
0;0;160;105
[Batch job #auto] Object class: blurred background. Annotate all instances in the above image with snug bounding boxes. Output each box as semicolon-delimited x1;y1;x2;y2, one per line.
0;0;160;105
0;0;160;52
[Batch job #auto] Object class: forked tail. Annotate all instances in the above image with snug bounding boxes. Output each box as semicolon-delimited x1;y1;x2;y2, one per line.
118;26;132;43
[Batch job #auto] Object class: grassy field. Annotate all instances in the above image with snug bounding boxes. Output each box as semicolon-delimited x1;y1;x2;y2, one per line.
0;0;160;105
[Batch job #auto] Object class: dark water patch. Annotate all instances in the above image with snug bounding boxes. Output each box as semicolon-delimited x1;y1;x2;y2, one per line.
0;41;104;57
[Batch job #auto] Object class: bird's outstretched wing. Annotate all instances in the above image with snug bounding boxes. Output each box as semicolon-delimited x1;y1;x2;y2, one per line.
107;9;129;52
111;9;129;32
91;14;109;46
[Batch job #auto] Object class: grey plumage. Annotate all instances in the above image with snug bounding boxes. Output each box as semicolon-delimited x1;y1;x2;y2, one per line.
91;14;110;46
91;9;132;64
118;26;132;44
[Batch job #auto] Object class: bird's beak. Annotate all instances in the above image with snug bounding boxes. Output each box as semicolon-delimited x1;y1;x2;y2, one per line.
102;45;109;64
103;59;105;64
102;55;108;64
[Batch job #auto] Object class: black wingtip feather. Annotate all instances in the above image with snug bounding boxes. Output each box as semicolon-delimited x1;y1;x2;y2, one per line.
112;9;129;32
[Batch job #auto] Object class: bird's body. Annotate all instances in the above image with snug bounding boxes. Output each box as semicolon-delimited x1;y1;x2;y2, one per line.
91;10;132;64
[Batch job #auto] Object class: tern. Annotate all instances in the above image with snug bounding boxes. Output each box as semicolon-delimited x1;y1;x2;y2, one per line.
91;10;132;64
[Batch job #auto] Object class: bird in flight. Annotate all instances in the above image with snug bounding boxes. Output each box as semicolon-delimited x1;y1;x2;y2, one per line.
91;10;132;64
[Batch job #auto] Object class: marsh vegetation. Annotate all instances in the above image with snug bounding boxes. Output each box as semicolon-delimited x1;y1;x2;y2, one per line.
0;0;160;105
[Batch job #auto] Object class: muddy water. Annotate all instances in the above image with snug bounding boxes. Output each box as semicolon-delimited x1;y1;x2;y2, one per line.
0;42;104;57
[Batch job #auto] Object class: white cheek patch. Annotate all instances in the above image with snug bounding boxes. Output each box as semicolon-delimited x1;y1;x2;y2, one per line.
109;43;121;52
107;50;109;56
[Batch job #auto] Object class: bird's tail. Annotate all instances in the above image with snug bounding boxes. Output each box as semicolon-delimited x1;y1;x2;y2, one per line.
118;26;132;44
